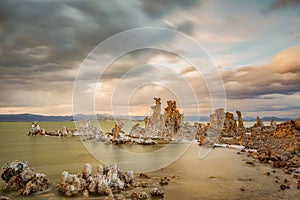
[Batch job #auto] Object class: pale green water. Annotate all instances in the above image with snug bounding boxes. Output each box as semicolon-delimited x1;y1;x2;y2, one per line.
0;122;99;184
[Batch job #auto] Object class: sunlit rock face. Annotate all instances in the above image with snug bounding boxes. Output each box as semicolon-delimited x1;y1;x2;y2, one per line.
273;118;300;137
164;100;183;137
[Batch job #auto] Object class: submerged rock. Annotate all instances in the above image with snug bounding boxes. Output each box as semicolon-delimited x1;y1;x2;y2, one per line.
1;160;49;196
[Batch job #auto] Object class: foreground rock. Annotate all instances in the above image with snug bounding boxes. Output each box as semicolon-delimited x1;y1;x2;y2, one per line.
1;161;49;196
59;163;134;197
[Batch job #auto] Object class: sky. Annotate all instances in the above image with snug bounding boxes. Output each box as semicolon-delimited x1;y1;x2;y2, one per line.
0;0;300;119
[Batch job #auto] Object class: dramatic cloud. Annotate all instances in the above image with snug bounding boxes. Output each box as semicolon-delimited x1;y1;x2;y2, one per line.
0;0;299;118
223;44;300;99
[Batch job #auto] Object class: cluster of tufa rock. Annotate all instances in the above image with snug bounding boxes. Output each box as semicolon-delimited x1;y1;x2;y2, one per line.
59;163;134;198
1;160;49;196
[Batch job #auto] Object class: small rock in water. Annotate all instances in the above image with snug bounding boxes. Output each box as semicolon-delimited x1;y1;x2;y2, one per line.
159;177;169;185
150;187;164;197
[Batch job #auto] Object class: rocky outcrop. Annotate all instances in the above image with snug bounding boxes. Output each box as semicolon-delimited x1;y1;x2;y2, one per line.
59;163;134;197
273;119;300;137
28;121;42;136
1;161;49;196
27;121;81;137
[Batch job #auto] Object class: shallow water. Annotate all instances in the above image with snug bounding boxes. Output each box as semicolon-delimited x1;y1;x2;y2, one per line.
0;122;299;199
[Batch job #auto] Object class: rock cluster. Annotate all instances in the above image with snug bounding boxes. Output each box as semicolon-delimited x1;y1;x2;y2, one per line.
59;163;134;197
27;121;80;136
198;108;300;182
1;161;49;196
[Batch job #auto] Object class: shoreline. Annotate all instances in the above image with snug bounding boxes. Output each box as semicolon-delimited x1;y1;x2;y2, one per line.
1;144;299;200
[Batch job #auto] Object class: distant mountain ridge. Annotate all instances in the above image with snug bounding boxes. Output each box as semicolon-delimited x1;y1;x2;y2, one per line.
0;113;293;122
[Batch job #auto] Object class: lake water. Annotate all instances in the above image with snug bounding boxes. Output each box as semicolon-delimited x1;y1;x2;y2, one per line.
0;121;298;199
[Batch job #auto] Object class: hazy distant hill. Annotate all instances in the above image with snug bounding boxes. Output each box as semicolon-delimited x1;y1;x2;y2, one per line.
0;114;74;122
0;113;292;122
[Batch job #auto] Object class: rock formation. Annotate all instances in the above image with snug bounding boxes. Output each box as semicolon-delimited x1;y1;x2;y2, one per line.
222;112;238;137
209;108;226;132
208;108;238;137
1;161;49;196
28;121;42;136
144;97;183;137
254;116;264;127
236;111;245;130
164;100;183;137
273;118;300;137
144;97;165;135
59;163;134;197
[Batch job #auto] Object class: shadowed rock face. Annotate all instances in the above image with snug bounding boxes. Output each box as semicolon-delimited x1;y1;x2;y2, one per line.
222;112;238;136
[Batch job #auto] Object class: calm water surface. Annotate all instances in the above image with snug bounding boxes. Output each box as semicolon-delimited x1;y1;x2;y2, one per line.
0;122;298;199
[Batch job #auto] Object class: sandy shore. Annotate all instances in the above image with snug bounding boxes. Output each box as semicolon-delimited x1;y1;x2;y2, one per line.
150;144;299;200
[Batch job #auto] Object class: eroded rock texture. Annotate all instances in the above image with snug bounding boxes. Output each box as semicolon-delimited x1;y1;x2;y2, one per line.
1;161;49;196
59;163;134;197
